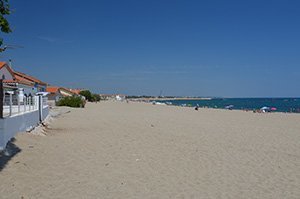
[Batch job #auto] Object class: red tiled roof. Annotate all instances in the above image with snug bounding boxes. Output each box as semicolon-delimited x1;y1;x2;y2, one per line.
69;89;81;95
14;74;35;86
0;62;6;68
13;71;47;86
47;87;75;96
46;87;59;93
0;62;48;87
0;62;33;86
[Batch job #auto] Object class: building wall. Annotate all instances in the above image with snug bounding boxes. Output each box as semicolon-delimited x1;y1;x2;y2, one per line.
48;93;64;102
38;85;47;92
0;66;14;80
60;90;73;97
19;84;36;95
0;106;49;150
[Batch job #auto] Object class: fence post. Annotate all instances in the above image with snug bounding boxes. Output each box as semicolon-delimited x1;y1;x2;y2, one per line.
34;96;36;110
36;96;38;110
18;93;20;113
24;97;26;112
9;93;12;116
38;95;43;122
29;96;31;111
0;79;3;118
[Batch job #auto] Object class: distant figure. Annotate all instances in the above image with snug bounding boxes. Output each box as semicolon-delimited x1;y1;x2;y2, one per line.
195;105;199;111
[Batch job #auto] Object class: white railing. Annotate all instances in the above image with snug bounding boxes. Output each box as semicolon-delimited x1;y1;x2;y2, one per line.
2;94;48;117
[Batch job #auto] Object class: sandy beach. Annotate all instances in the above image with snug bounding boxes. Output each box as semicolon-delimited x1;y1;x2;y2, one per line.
0;101;299;198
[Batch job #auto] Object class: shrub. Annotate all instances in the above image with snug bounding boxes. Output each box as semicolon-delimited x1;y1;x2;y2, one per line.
92;94;101;102
79;90;101;102
79;90;93;101
56;96;85;108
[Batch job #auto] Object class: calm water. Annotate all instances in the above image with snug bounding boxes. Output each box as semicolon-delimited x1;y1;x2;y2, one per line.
155;98;300;113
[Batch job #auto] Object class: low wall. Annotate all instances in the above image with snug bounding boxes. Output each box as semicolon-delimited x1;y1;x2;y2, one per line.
0;106;49;150
41;106;49;121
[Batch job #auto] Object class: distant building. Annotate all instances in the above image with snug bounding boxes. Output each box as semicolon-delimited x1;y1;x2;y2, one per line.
46;86;76;102
115;94;126;101
99;94;114;100
99;94;127;101
69;88;82;95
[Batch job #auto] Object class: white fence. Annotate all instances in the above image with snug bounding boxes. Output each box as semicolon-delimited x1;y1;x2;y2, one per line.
0;92;49;150
2;94;48;117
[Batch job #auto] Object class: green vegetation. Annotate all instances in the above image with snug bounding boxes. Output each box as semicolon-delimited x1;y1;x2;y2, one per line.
0;0;12;46
79;90;100;102
92;93;101;102
56;96;85;108
79;90;92;101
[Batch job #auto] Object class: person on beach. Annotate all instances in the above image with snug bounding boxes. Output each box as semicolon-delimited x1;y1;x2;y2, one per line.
195;104;199;111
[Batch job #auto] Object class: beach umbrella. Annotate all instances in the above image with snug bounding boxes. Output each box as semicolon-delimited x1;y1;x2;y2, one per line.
260;106;270;110
225;105;234;109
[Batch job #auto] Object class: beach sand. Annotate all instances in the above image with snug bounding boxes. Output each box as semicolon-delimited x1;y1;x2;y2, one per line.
0;101;299;198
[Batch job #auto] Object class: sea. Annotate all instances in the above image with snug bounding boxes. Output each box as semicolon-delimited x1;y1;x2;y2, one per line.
154;98;300;113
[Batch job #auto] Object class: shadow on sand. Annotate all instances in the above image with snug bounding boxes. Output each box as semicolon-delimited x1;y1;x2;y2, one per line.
0;138;21;171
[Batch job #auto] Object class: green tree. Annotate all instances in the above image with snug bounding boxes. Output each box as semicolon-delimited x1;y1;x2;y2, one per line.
92;94;101;102
79;90;93;101
0;0;12;46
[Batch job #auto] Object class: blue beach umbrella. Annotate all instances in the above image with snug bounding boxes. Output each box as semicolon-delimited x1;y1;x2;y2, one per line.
225;105;234;109
260;106;270;110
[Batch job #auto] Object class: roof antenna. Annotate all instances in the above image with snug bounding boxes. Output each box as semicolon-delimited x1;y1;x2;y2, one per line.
8;59;12;68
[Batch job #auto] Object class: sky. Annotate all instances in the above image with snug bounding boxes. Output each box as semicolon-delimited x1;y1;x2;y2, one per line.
1;0;300;97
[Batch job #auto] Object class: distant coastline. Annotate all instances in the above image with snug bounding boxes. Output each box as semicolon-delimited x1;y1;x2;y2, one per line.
129;97;212;101
149;97;212;101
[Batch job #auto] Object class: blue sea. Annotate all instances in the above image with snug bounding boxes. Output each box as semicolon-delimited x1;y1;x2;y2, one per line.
155;98;300;113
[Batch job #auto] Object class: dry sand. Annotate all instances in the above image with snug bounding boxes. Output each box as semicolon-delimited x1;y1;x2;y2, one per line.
0;101;300;199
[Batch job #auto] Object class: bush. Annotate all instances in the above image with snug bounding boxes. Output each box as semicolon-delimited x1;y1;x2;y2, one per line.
92;94;101;102
56;96;85;108
79;90;101;102
79;90;93;101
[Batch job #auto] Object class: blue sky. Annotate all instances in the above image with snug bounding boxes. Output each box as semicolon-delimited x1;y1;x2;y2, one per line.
1;0;300;97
